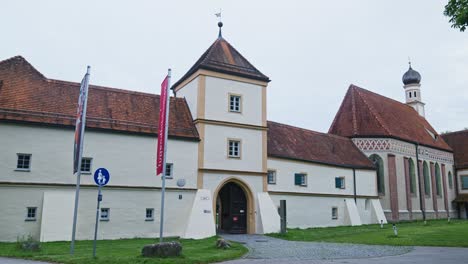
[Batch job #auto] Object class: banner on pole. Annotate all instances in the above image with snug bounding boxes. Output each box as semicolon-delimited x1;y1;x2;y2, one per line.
156;75;169;176
73;68;90;174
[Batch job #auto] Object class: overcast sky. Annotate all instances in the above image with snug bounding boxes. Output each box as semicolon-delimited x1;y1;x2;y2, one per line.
2;1;467;133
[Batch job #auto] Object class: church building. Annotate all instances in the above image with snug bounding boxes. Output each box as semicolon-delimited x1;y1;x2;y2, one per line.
0;22;459;242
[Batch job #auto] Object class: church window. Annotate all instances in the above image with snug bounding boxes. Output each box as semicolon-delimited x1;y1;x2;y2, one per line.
267;170;276;184
146;208;154;221
294;173;307;186
332;207;338;220
435;163;442;196
448;172;453;189
369;154;385;195
228;139;241;158
26;207;37;221
408;158;417;194
229;94;242;113
100;208;110;221
16;153;31;171
409;92;412;98
335;177;345;189
80;157;92;174
165;163;173;179
414;91;417;97
461;176;468;189
423;161;431;196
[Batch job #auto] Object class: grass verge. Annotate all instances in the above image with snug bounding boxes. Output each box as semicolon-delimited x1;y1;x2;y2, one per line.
268;219;468;247
0;236;248;264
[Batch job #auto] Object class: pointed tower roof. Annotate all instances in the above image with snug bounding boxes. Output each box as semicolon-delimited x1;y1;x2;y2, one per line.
172;25;269;88
328;85;451;151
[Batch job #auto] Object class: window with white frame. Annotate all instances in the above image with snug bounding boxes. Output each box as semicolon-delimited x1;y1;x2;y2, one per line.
26;207;37;221
229;94;241;113
228;140;241;158
80;157;92;173
294;173;307;186
16;154;31;171
146;208;154;221
165;163;173;179
267;170;276;184
332;207;338;220
100;208;110;221
335;177;345;189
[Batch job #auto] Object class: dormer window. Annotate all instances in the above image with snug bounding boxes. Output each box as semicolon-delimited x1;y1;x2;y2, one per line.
229;94;242;113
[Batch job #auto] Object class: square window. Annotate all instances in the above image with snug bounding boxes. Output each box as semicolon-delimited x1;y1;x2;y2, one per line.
26;207;37;221
16;154;31;171
229;95;241;113
462;176;468;190
146;208;154;221
165;163;173;179
332;207;338;220
295;173;307;186
100;208;109;221
267;170;276;184
335;177;345;189
81;157;92;173
228;140;241;158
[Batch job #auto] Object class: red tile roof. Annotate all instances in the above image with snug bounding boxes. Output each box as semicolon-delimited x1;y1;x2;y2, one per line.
442;130;468;169
268;121;375;169
329;85;451;151
172;37;269;88
0;56;199;140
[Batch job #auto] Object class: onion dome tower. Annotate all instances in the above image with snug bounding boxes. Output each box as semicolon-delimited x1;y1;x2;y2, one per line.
403;62;425;117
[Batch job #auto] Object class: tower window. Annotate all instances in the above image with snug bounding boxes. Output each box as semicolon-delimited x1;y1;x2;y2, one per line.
229;94;242;113
414;91;417;97
228;139;241;158
409;92;412;98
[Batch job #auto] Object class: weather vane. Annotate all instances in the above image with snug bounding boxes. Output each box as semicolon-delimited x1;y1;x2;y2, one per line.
215;9;223;38
215;9;222;22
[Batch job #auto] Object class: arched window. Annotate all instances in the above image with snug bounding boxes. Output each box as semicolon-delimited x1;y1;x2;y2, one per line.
369;154;385;195
408;158;417;194
409;92;412;98
435;163;442;196
448;171;453;189
423;161;431;196
414;91;417;97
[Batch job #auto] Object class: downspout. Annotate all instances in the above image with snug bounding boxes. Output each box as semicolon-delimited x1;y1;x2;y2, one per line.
454;165;460;219
415;143;426;221
353;168;357;203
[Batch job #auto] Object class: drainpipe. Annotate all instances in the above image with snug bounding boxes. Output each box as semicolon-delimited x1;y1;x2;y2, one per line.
353;168;357;203
415;143;426;221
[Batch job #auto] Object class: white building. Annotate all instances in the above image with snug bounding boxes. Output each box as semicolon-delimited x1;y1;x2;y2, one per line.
1;24;387;242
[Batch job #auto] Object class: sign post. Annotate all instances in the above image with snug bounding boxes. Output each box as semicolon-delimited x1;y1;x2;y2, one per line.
92;168;110;258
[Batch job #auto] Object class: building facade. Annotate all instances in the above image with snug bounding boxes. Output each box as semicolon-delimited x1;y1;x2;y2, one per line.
0;25;385;242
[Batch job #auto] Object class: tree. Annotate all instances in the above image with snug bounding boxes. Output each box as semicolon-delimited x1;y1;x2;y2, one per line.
444;0;468;32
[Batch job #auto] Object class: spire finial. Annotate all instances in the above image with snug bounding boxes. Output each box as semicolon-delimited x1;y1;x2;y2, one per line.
215;9;223;38
408;56;412;69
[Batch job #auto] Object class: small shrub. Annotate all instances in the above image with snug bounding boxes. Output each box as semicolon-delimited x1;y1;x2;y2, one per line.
16;235;41;252
216;238;231;249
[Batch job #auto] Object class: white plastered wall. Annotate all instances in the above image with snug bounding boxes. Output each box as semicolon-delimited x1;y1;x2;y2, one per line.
176;77;199;120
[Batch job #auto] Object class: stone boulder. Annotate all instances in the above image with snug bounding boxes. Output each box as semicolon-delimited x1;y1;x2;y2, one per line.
141;241;182;258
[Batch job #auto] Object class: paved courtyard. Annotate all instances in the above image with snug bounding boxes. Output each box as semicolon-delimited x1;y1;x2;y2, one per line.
221;234;468;264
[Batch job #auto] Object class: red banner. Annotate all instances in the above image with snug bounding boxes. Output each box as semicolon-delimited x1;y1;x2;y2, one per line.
156;76;169;176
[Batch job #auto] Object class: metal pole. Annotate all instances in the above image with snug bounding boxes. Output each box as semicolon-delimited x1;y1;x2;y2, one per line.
159;69;171;243
70;66;91;254
353;168;357;203
93;185;102;258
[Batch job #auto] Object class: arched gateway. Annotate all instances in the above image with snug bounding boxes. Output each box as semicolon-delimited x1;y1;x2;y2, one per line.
213;179;254;234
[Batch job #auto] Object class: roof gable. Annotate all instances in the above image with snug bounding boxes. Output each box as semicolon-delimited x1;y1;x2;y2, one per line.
0;56;199;140
329;85;451;151
268;121;375;169
172;37;269;88
442;130;468;169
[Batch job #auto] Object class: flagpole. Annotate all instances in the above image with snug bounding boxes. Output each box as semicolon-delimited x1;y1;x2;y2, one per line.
70;66;91;255
159;69;171;243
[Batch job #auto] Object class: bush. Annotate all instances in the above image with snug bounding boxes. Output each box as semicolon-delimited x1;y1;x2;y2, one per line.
16;235;41;252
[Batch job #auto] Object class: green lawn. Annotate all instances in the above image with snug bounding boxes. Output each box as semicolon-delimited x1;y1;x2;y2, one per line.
0;236;248;264
269;219;468;247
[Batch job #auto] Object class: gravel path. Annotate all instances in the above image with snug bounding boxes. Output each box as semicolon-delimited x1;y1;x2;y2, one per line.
0;258;50;264
222;234;412;260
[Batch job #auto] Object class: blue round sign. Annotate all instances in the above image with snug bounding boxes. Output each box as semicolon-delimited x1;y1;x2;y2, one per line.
94;168;110;186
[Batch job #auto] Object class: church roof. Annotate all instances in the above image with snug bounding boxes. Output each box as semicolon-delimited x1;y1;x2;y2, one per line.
329;85;451;151
0;56;199;140
172;37;269;88
268;121;375;169
442;130;468;169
